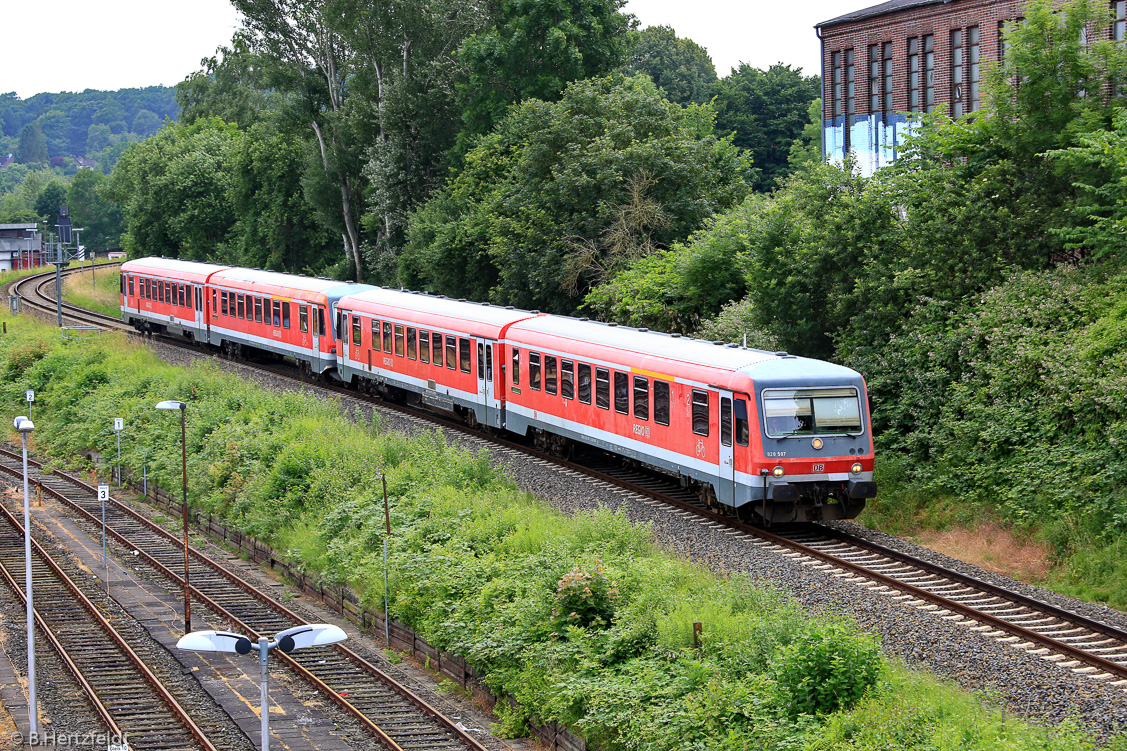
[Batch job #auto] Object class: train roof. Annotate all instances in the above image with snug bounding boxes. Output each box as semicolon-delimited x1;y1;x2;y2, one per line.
340;288;539;334
509;316;863;387
122;257;231;283
210;269;374;308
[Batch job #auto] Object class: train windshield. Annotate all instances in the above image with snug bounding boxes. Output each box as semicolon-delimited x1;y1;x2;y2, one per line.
762;387;862;437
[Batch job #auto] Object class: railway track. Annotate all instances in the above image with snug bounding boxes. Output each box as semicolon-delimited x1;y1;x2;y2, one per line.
0;450;490;751
13;262;1127;697
8;263;129;331
0;493;223;751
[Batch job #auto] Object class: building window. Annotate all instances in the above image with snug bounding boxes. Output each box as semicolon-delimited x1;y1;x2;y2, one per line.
869;45;881;111
952;29;964;116
924;34;936;113
1117;2;1126;41
968;27;981;111
832;51;843;121
846;48;856;126
909;37;921;111
883;42;894;115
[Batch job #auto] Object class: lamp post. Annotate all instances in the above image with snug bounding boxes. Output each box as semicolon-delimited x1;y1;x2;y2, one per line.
381;473;390;647
14;416;38;739
155;400;191;634
177;624;347;751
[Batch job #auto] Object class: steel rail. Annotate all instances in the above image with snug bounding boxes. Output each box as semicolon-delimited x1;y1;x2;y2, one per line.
0;497;220;751
0;451;490;751
9;263;126;329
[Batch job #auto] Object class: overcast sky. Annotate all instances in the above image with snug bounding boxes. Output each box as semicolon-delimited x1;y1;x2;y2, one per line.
5;1;847;99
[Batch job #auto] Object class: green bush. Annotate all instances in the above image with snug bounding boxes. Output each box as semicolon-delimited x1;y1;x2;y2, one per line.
772;622;882;717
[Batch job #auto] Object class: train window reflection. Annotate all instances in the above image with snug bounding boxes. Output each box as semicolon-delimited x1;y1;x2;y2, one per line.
633;376;649;421
459;338;471;373
595;368;610;409
395;325;405;356
578;363;591;404
432;332;443;367
721;397;733;447
614;372;629;414
512;348;520;385
419;330;430;363
530;352;541;390
545;356;557;395
654;381;669;426
407;327;417;359
735;398;749;446
561;360;574;399
762;388;862;437
692;390;709;436
446;336;457;370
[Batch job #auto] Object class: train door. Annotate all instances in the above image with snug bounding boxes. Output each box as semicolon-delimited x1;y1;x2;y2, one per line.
310;305;321;371
476;339;501;428
194;285;204;338
717;392;736;506
341;311;351;367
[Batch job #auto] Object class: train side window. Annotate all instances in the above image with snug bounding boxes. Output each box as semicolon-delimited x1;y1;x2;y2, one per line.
157;280;163;303
173;284;179;306
211;289;217;313
614;372;629;414
530;352;541;390
432;332;443;367
395;325;405;356
654;381;670;426
544;356;557;395
446;335;457;370
237;294;245;319
352;315;361;345
334;308;341;337
512;348;520;385
692;390;710;436
633;376;649;420
124;276;130;295
561;360;574;399
272;300;281;327
419;330;430;363
578;363;591;404
221;291;228;315
486;344;493;382
721;397;733;447
459;337;471;373
179;285;186;307
477;342;485;378
317;307;326;337
253;297;262;323
167;282;172;303
282;302;290;329
382;322;393;352
735;399;749;446
299;305;308;333
184;285;189;308
141;278;146;299
196;287;201;310
596;368;610;409
407;328;417;359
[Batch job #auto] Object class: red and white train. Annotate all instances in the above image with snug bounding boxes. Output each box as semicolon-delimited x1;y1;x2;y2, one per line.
121;257;876;523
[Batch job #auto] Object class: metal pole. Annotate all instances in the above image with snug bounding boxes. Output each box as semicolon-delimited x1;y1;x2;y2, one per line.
116;431;121;486
101;490;107;592
259;638;270;751
55;256;62;328
21;432;37;739
180;405;191;634
382;474;390;647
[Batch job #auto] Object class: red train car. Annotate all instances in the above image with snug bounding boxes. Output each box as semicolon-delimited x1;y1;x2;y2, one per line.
120;257;228;342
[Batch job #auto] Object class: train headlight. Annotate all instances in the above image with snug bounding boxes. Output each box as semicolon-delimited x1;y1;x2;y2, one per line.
811;438;823;450
772;466;785;478
851;462;863;475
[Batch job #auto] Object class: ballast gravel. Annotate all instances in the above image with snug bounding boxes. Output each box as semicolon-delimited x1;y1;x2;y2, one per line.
145;339;1127;741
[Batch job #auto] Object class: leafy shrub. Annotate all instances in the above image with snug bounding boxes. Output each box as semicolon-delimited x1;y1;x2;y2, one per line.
772;622;881;717
4;339;48;379
551;558;619;633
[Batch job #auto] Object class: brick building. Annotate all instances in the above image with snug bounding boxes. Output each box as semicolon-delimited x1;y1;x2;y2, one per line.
815;0;1127;175
0;224;43;272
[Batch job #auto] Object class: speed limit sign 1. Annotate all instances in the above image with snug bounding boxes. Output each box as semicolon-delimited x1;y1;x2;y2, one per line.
97;484;110;502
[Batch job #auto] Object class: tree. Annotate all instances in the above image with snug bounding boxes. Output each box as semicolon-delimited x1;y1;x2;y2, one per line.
712;63;820;191
234;0;368;280
787;97;822;169
177;39;279;127
131;109;162;137
619;25;717;106
16;121;47;165
228;122;338;272
67;169;123;248
34;180;69;221
86;123;113;156
110;118;240;260
455;0;634;142
402;74;748;312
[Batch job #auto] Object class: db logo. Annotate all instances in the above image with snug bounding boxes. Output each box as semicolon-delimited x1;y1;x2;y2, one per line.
696;439;706;458
812;464;825;473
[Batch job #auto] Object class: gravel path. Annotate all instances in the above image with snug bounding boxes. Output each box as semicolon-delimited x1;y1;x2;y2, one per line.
139;338;1127;741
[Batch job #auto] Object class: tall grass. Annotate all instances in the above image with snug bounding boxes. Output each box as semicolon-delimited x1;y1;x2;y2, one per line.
0;311;1118;751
